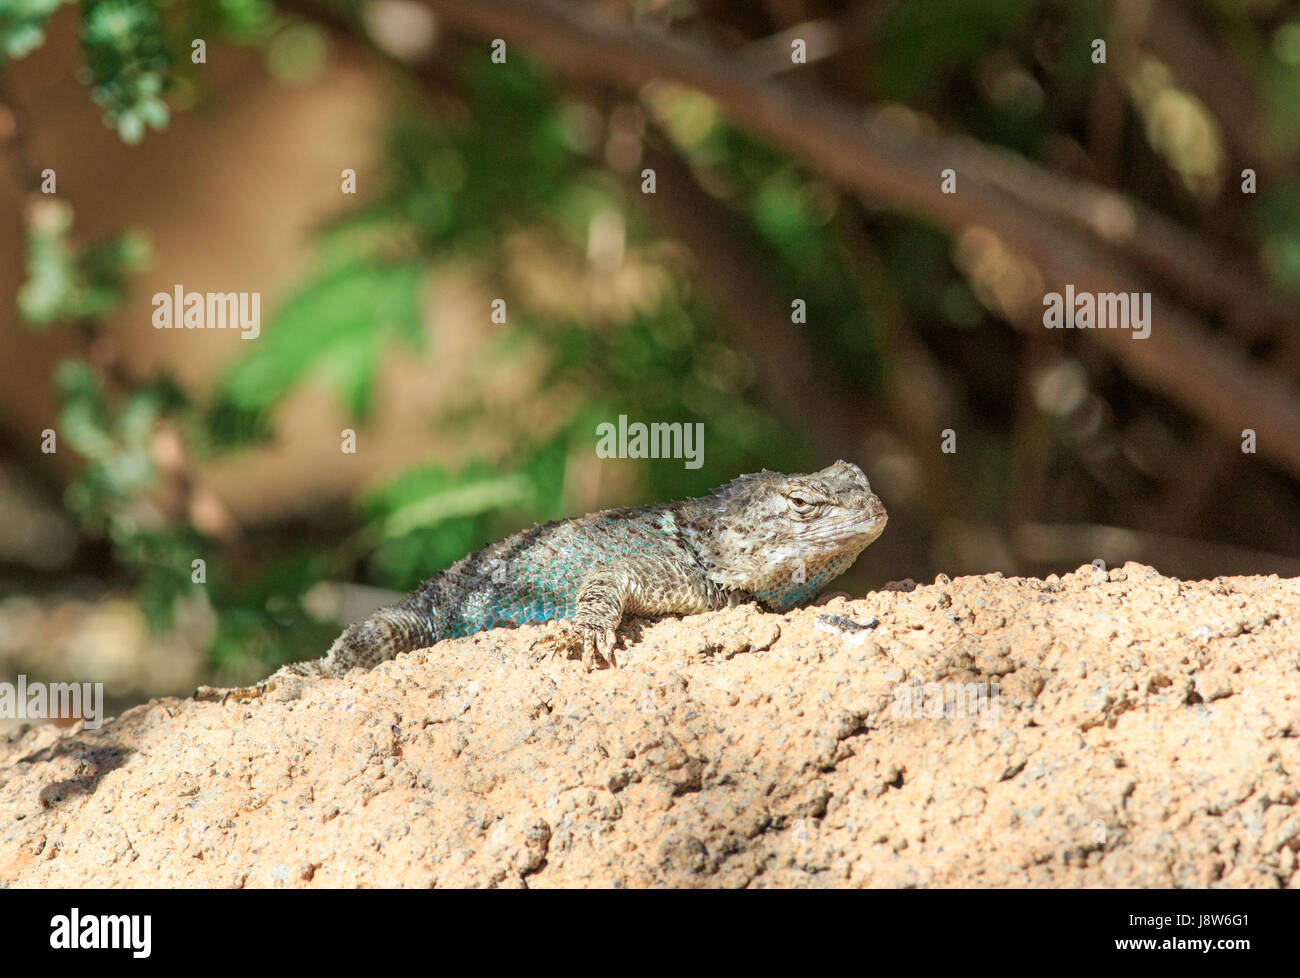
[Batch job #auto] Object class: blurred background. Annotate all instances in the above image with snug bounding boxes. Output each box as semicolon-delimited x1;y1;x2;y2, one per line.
1;0;1299;711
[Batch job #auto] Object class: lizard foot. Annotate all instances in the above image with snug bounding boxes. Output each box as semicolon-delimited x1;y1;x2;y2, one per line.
532;622;619;672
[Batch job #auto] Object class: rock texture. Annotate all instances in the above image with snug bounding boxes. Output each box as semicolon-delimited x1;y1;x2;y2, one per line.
1;563;1297;888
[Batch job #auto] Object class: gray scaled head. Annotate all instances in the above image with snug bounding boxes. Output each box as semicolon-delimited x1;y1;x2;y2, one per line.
685;459;887;611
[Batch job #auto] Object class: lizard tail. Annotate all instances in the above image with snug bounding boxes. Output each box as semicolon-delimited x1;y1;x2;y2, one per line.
196;596;442;702
315;600;441;677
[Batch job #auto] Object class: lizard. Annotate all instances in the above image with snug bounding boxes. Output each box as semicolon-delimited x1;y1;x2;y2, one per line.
195;459;886;701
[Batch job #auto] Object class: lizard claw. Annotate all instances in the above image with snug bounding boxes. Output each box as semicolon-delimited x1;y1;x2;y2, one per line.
534;622;620;671
580;628;618;672
529;629;574;663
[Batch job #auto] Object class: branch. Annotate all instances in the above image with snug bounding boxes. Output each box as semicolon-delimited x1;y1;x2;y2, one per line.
407;0;1300;483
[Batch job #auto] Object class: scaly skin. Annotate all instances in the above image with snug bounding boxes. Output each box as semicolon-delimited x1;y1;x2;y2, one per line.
195;460;887;701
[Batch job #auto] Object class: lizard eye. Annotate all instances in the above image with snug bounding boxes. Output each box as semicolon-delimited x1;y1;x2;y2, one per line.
787;494;813;514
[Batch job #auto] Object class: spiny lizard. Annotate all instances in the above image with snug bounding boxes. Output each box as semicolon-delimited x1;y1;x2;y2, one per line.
196;460;886;700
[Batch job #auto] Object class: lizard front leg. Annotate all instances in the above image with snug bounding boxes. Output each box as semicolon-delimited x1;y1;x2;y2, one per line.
557;555;728;671
568;570;628;671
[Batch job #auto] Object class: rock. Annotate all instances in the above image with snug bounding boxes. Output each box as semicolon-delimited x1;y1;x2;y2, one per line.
1;564;1296;888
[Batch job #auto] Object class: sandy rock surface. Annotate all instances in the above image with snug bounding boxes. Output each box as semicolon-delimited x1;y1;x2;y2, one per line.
1;563;1297;888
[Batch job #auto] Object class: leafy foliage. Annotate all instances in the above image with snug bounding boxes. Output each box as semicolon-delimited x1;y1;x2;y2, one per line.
18;200;151;327
1257;185;1300;294
360;456;550;588
55;359;185;525
876;0;1035;102
79;0;171;143
216;254;424;421
0;0;73;62
196;0;273;39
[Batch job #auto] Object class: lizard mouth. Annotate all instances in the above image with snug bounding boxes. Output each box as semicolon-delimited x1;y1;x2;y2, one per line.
858;510;887;544
850;505;887;547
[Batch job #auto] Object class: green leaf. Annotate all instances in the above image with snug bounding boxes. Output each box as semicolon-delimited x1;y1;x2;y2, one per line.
378;473;534;539
217;258;424;418
877;0;1032;101
19;200;150;327
0;0;70;63
80;0;171;142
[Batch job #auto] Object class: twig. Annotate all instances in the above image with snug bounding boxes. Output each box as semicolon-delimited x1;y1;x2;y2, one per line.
397;0;1300;484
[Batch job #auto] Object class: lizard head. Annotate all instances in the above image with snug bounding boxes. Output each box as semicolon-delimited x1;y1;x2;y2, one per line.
684;460;887;611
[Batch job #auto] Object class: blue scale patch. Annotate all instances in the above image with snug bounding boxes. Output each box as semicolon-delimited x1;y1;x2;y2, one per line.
438;510;686;636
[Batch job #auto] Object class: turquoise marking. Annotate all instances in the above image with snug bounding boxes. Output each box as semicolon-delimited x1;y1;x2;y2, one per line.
753;551;861;612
